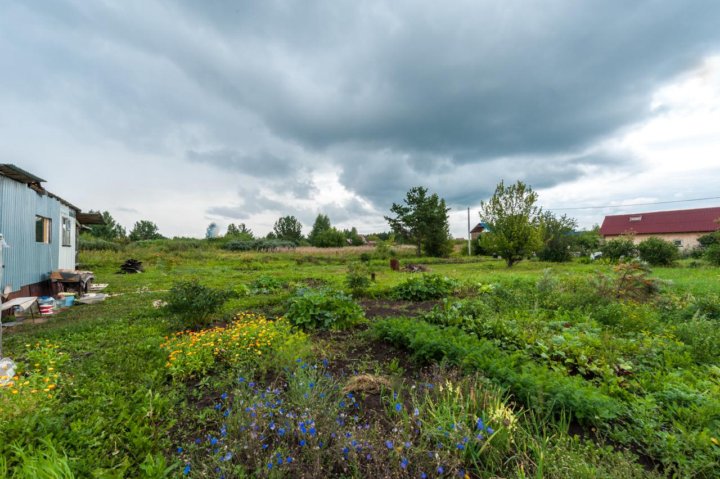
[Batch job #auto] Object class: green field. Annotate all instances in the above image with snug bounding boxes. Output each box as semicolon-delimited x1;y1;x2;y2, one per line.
1;243;719;478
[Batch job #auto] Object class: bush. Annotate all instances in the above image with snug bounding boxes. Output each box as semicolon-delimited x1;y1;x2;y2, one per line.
600;237;637;262
391;274;457;301
637;237;678;266
248;275;284;294
285;288;365;330
345;262;372;295
164;279;238;329
706;244;720;266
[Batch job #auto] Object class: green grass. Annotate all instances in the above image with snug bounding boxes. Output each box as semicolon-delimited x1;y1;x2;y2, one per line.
1;243;719;477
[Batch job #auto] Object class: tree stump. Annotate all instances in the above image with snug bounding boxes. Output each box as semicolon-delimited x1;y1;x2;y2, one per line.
390;259;400;271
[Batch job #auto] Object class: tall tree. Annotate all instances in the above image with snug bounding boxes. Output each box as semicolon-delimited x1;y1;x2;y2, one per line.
308;214;332;246
86;210;126;241
385;186;452;257
479;180;542;267
128;220;164;241
273;216;303;243
537;212;578;262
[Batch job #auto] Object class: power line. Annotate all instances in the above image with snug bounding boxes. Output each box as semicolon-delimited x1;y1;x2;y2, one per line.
545;195;720;211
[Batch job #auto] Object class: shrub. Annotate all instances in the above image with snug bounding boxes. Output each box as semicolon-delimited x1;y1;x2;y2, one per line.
697;232;719;248
601;237;637;262
345;262;372;295
285;288;365;330
392;274;457;301
164;279;238;329
637;237;678;266
248;275;284;294
705;244;720;266
594;261;662;302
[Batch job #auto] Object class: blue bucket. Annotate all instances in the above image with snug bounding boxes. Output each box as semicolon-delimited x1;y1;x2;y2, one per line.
65;296;75;307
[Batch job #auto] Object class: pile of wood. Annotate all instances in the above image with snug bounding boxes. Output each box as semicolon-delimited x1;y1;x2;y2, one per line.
119;259;144;274
403;263;429;273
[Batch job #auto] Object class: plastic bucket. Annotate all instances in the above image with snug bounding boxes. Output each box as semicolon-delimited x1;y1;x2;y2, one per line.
65;296;75;307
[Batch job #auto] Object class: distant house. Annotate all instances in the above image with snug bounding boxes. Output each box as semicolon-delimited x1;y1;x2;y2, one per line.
470;222;489;241
599;206;720;250
0;164;100;298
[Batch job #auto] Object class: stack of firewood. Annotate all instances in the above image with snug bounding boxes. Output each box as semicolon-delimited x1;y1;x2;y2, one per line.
119;259;144;274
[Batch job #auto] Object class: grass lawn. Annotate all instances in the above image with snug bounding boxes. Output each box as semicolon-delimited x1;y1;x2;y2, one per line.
1;243;719;478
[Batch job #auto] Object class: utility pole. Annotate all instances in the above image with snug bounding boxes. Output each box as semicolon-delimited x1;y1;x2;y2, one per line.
467;207;471;256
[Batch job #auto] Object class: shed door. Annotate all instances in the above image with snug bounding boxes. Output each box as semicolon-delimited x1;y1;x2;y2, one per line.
58;216;76;270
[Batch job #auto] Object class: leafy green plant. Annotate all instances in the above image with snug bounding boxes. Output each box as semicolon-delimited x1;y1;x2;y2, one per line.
392;274;457;301
164;279;238;329
600;237;637;262
637;237;678;266
285;288;365;330
345;262;372;295
705;243;720;266
248;275;284;294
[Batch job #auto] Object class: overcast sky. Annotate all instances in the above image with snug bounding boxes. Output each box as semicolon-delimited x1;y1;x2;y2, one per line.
2;1;720;238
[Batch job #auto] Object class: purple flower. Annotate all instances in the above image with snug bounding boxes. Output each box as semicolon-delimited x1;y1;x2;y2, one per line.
404;441;412;449
238;377;245;383
456;443;465;450
221;452;232;461
400;457;409;469
437;465;445;474
413;408;420;417
487;427;495;434
421;473;427;479
385;440;394;449
476;418;484;431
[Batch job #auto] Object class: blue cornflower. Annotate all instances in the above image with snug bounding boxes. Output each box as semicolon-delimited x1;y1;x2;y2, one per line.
221;452;232;461
404;441;412;449
421;473;427;479
267;462;273;470
296;358;302;363
385;440;394;449
437;465;444;474
342;447;349;455
309;382;315;389
210;437;218;446
176;447;183;454
345;432;352;438
278;427;286;436
395;403;402;412
249;382;255;388
456;443;465;450
194;438;201;444
476;418;484;431
286;456;294;464
299;440;306;447
262;443;268;450
487;427;495;434
400;457;409;469
183;464;191;475
221;392;228;400
309;427;317;436
300;423;307;434
339;400;346;408
223;409;230;417
269;421;276;430
322;358;329;367
214;403;222;410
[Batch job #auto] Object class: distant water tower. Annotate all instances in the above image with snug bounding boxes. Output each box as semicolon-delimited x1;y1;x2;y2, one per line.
206;222;219;239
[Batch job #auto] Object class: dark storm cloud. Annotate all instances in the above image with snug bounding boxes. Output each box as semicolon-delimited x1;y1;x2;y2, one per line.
2;0;720;223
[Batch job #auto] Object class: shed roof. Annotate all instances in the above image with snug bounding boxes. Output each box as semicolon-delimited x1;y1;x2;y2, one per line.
470;223;486;234
599;206;720;236
0;164;46;184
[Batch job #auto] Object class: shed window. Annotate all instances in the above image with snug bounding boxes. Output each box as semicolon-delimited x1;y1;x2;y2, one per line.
35;216;52;243
62;217;72;247
673;240;682;247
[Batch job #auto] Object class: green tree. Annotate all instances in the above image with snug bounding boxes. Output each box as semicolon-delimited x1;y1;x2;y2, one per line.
308;214;332;246
479;180;543;267
273;216;303;243
314;228;347;247
128;220;164;241
344;227;364;246
574;226;602;257
537;212;578;262
86;210;126;241
385;186;452;257
226;223;254;240
601;236;637;262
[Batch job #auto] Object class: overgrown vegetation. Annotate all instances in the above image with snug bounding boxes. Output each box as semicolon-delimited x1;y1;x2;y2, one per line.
2;242;720;478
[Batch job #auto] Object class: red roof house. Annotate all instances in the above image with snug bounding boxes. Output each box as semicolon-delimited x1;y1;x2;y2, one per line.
599;206;720;249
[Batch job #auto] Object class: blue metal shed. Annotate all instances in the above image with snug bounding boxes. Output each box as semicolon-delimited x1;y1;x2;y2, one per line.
0;165;86;296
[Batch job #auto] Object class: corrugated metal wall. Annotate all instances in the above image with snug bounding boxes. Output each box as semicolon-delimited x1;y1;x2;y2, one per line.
0;175;64;292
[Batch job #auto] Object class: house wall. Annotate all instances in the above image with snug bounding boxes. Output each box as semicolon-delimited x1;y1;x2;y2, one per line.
0;175;67;293
603;232;706;250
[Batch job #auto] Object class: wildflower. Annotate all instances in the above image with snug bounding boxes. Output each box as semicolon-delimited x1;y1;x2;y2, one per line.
210;437;218;446
177;447;183;454
404;441;411;449
456;443;465;450
309;427;317;436
437;465;444;474
475;418;484;431
222;452;233;461
309;382;315;389
221;392;228;400
267;462;273;470
183;464;191;475
487;427;494;434
421;473;427;479
286;457;294;464
239;377;245;383
385;440;394;449
395;403;402;412
400;457;409;469
413;408;420;417
299;440;306;447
